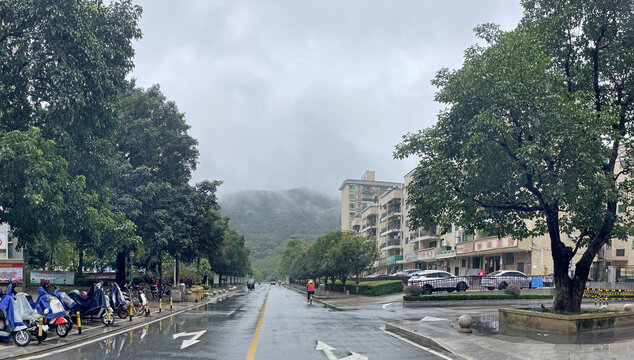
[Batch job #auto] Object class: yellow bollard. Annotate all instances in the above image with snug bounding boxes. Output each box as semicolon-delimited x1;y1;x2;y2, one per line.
107;307;111;325
38;317;43;344
170;296;173;310
77;311;82;334
195;292;199;303
159;298;162;313
145;302;149;316
129;302;133;321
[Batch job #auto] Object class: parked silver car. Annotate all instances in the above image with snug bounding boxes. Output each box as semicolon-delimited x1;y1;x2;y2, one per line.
395;269;425;277
482;270;532;290
407;270;469;294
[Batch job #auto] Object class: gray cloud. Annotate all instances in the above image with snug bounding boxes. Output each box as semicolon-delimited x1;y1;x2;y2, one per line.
130;0;523;197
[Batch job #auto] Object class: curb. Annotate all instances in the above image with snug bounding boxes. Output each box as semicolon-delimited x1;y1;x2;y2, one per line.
6;290;237;360
402;297;596;307
384;322;471;360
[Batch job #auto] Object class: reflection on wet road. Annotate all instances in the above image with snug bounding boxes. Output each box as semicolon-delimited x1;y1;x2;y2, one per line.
23;286;454;360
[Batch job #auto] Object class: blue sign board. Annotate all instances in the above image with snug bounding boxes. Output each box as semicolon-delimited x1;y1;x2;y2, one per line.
531;276;543;288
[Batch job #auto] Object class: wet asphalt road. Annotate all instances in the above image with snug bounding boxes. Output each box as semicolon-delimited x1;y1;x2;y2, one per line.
23;285;457;360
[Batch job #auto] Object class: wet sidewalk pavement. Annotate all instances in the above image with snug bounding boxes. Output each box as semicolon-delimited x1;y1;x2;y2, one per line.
386;304;634;360
1;287;238;360
284;284;405;309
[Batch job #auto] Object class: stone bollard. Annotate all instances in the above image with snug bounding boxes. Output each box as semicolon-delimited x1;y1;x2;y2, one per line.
457;315;473;333
624;304;633;312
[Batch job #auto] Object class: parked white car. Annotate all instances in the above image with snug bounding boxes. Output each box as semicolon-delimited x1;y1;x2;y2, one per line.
482;270;532;290
407;270;469;294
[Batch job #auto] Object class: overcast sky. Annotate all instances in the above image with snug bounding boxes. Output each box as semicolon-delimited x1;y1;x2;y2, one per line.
129;1;524;198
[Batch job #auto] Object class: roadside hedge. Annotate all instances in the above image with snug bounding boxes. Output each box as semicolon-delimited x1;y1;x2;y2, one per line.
317;280;403;296
403;294;554;301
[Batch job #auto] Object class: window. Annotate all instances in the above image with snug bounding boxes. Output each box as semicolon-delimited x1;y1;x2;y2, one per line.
349;184;355;191
461;258;468;268
620;158;628;168
349;212;355;219
429;241;437;248
618;204;627;213
473;257;482;268
462;233;469;242
349;203;355;209
349;194;355;200
506;253;514;265
348;221;352;227
617;249;625;256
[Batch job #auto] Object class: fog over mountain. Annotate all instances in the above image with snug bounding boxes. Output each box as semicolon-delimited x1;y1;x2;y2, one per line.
219;188;340;279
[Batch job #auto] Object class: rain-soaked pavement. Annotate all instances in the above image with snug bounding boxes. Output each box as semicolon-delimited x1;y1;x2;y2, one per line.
21;285;459;360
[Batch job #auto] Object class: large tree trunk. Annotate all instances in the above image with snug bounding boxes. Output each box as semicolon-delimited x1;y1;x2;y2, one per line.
116;251;126;287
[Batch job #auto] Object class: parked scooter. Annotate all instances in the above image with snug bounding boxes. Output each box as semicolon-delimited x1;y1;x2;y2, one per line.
68;282;115;326
124;283;148;316
0;284;39;346
110;282;129;319
150;281;171;300
34;285;71;338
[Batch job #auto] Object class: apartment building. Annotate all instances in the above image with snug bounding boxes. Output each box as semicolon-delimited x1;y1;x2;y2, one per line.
339;171;401;232
342;163;634;278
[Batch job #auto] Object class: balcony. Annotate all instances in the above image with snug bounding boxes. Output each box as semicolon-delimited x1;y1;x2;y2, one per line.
411;228;439;242
379;187;402;203
380;206;402;222
380;226;401;238
381;238;401;250
362;221;377;231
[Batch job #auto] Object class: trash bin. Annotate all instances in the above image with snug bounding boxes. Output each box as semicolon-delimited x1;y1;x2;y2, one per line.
318;284;326;297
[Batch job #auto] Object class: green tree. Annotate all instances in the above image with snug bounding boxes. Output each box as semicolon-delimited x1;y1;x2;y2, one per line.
396;0;633;313
329;232;379;293
112;82;200;284
0;0;142;270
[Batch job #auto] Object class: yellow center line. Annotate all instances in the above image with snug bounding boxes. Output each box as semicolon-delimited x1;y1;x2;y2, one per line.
246;287;270;360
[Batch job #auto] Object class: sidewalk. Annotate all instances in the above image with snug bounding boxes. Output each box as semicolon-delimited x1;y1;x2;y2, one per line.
0;287;238;359
284;284;404;309
385;304;634;360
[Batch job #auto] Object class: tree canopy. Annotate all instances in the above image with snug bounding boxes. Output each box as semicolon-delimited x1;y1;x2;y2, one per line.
396;0;633;312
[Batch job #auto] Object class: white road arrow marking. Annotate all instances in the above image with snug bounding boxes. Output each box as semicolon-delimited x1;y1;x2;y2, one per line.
340;351;368;360
316;341;337;360
173;330;207;349
316;341;368;360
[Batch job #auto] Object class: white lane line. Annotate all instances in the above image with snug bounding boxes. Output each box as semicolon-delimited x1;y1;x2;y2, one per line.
379;327;458;360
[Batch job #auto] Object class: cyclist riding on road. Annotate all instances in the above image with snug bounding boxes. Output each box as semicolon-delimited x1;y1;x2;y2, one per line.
306;280;315;303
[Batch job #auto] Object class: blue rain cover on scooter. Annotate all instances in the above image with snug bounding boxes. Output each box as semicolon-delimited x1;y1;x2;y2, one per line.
0;285;22;328
35;286;67;320
68;283;106;314
110;282;126;307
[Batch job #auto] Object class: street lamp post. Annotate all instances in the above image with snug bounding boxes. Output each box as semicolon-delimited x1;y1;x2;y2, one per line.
129;250;135;287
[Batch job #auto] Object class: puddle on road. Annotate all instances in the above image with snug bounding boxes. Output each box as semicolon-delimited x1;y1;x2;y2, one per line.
471;312;634;345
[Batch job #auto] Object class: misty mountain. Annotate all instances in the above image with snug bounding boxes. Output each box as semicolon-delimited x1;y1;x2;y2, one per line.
219;188;340;280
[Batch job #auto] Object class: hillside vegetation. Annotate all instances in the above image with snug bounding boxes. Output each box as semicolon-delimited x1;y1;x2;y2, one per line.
219;188;340;280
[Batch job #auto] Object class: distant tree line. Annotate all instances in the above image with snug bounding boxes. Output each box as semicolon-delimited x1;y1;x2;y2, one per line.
0;0;250;285
277;232;378;294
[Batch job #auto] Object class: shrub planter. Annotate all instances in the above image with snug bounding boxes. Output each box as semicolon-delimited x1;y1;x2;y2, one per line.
498;308;634;333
